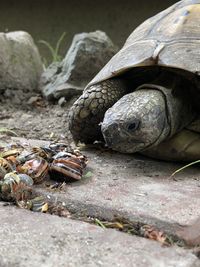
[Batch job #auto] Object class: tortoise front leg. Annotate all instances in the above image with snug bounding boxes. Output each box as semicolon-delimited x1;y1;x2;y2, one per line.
68;78;127;144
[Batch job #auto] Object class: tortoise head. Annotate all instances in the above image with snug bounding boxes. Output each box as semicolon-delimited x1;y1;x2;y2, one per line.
101;89;171;153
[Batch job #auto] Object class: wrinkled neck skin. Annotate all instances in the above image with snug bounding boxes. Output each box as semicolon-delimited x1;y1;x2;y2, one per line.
101;73;196;154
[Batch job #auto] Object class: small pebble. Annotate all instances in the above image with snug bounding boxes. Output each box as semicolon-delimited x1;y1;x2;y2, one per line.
58;97;67;106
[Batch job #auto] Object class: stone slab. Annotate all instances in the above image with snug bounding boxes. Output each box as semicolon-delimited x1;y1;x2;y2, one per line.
7;138;200;238
0;203;198;267
37;148;200;231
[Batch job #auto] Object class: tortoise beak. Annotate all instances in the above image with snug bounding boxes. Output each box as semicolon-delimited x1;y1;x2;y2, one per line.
101;122;119;147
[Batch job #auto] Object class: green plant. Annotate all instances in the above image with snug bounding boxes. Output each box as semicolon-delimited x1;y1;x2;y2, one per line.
171;160;200;177
94;218;106;229
39;32;66;65
0;127;17;136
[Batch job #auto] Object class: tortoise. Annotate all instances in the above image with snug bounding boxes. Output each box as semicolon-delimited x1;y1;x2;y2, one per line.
68;0;200;162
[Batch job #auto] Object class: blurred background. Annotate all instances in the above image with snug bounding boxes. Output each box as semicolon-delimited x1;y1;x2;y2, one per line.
0;0;178;63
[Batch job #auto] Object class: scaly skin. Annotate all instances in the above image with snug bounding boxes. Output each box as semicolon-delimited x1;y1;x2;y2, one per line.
68;78;128;143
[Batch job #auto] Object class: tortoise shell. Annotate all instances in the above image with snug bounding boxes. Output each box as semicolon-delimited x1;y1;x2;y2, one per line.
88;0;200;87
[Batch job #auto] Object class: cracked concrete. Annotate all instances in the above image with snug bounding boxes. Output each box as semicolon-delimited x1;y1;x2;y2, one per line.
37;148;200;231
0;203;199;267
1;138;200;266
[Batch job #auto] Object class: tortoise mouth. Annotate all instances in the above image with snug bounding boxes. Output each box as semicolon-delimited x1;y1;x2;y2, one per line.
103;134;145;153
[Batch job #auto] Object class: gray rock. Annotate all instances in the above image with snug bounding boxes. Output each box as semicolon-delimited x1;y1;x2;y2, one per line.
40;30;118;100
0;31;43;91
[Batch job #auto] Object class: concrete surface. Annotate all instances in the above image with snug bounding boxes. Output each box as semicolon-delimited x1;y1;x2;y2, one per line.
0;202;199;267
37;148;200;233
2;137;200;265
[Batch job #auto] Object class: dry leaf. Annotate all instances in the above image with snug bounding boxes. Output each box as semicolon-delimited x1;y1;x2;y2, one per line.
140;225;167;244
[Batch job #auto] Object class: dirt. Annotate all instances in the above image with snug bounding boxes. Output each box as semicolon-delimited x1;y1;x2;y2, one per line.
0;91;77;146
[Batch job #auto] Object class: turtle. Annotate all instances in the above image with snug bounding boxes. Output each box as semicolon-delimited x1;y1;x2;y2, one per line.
68;0;200;162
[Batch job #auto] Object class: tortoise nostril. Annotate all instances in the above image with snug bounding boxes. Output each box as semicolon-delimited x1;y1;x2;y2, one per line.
102;122;120;147
102;122;118;134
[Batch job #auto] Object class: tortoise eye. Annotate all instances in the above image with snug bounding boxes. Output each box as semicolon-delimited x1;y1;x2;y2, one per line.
127;119;140;132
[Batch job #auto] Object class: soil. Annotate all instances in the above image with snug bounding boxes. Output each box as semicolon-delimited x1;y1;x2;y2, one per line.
0;91;78;146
